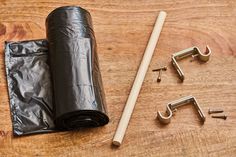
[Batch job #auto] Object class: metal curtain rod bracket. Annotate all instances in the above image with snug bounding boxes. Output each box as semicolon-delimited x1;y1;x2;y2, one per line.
157;96;206;124
172;46;211;82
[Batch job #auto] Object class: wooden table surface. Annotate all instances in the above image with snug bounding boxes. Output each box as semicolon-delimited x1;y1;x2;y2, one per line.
0;0;236;156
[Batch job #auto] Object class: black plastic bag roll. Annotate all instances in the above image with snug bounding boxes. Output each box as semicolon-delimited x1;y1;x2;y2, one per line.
5;6;109;135
46;6;109;130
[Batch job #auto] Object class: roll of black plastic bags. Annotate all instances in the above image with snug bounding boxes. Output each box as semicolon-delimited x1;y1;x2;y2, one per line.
5;6;109;135
46;6;109;130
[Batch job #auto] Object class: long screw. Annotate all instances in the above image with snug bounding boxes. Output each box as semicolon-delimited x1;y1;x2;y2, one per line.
152;66;167;72
211;115;227;120
208;109;224;114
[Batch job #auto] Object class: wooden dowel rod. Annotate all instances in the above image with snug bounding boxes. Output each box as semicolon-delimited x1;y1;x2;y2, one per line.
112;11;167;146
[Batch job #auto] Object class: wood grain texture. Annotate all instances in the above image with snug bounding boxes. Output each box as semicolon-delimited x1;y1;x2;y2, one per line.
0;0;236;156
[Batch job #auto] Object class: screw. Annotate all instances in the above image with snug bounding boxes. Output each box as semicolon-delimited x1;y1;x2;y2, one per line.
192;54;199;58
153;66;167;83
152;66;167;72
190;54;199;62
208;109;224;114
157;70;162;82
211;115;227;120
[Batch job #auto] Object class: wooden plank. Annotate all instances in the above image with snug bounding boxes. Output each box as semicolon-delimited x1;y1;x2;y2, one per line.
0;0;235;156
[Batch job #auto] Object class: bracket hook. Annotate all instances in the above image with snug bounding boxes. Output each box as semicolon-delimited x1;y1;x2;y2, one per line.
157;96;206;124
172;46;211;81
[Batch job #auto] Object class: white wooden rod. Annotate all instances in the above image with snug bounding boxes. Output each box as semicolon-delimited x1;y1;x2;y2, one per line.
112;11;167;146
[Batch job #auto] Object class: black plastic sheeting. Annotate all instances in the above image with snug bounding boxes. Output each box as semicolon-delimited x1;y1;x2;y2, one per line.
5;6;109;136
